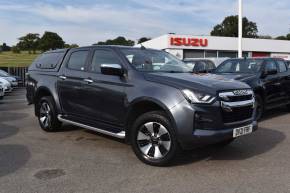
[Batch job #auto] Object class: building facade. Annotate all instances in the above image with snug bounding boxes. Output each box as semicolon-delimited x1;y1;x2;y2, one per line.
141;34;290;60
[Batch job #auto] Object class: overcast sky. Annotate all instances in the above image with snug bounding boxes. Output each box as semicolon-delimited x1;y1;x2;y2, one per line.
0;0;289;46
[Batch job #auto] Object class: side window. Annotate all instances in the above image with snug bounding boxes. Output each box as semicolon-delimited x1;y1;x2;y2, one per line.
264;60;277;72
277;60;287;72
67;50;89;71
90;50;121;73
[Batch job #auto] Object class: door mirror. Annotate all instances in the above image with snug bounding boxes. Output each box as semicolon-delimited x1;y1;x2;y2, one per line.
100;64;124;76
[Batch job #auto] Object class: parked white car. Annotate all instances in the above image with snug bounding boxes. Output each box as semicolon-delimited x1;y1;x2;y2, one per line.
0;77;12;93
0;83;4;100
0;70;18;87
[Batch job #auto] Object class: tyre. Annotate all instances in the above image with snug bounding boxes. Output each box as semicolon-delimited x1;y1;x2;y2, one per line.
0;96;3;100
38;96;62;132
254;95;264;121
130;111;180;166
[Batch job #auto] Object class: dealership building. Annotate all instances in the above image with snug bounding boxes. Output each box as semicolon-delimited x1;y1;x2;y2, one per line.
141;34;290;60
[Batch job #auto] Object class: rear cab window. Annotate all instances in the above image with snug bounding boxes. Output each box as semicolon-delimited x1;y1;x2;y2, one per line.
29;50;67;72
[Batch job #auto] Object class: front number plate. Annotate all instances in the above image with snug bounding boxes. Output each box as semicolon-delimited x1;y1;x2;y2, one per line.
233;125;253;138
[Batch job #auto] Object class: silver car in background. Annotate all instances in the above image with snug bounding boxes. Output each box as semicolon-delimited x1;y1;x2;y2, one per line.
0;83;4;99
0;69;18;87
0;77;12;93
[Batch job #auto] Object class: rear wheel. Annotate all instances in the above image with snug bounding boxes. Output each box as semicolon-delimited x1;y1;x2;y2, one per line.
254;95;264;121
130;111;179;166
38;96;62;132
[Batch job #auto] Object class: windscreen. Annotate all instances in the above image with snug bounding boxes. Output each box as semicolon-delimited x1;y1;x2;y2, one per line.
120;48;191;73
215;59;264;73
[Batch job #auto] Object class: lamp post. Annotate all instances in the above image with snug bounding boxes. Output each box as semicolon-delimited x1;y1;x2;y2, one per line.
238;0;243;58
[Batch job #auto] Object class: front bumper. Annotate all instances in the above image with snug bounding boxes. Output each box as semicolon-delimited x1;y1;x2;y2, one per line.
4;86;13;93
170;99;258;150
182;121;258;149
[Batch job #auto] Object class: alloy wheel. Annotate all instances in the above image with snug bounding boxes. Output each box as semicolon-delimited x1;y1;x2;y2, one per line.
136;122;171;159
39;102;52;128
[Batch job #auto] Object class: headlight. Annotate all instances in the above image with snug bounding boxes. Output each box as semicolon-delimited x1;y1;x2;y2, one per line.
182;89;215;104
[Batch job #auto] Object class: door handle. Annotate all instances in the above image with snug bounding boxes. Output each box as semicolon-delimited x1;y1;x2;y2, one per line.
59;75;67;80
84;78;93;84
273;82;281;86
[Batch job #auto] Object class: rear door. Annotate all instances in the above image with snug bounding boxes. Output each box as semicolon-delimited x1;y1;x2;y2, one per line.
276;59;290;103
79;48;127;127
57;48;90;117
262;60;283;107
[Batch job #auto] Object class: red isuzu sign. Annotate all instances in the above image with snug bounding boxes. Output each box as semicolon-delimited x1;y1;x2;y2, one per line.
170;37;208;47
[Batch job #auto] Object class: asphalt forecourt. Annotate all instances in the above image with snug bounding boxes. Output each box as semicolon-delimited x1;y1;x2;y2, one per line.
0;88;290;193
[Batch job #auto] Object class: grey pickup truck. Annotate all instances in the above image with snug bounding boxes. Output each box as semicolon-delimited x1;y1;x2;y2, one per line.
26;46;258;166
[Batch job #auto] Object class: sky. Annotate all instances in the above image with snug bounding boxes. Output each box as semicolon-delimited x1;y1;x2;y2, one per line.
0;0;290;46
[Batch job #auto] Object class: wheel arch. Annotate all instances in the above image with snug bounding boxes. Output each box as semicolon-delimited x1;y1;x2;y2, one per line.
34;86;57;116
125;97;177;143
253;86;265;102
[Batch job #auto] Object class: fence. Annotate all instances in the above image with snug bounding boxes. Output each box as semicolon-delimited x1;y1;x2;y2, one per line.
0;67;28;87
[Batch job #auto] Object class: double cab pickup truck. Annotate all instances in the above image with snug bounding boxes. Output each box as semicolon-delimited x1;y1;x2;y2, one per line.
214;58;290;120
26;46;257;166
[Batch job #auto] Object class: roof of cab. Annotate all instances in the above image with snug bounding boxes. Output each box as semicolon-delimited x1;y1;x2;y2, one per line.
43;45;158;54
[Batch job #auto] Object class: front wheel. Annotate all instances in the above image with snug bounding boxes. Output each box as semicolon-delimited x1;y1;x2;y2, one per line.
130;111;180;166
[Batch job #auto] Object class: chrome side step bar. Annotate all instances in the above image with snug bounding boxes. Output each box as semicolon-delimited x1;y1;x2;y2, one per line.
57;115;126;139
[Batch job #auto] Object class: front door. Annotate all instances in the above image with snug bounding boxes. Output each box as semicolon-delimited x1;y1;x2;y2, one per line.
80;48;128;128
276;59;290;103
262;60;283;107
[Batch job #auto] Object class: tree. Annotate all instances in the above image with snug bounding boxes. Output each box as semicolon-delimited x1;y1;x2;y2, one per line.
211;15;258;38
95;36;135;46
11;46;21;53
39;31;65;51
64;43;79;48
275;33;290;40
17;33;40;54
137;37;151;44
1;43;11;51
275;36;287;40
258;35;272;39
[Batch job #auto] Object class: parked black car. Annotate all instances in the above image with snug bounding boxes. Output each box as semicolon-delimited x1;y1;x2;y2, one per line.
183;59;216;73
26;46;257;166
213;58;290;120
286;60;290;68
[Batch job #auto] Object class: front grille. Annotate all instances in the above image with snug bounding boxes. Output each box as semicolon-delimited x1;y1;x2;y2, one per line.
219;89;254;123
227;94;252;102
222;105;253;123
